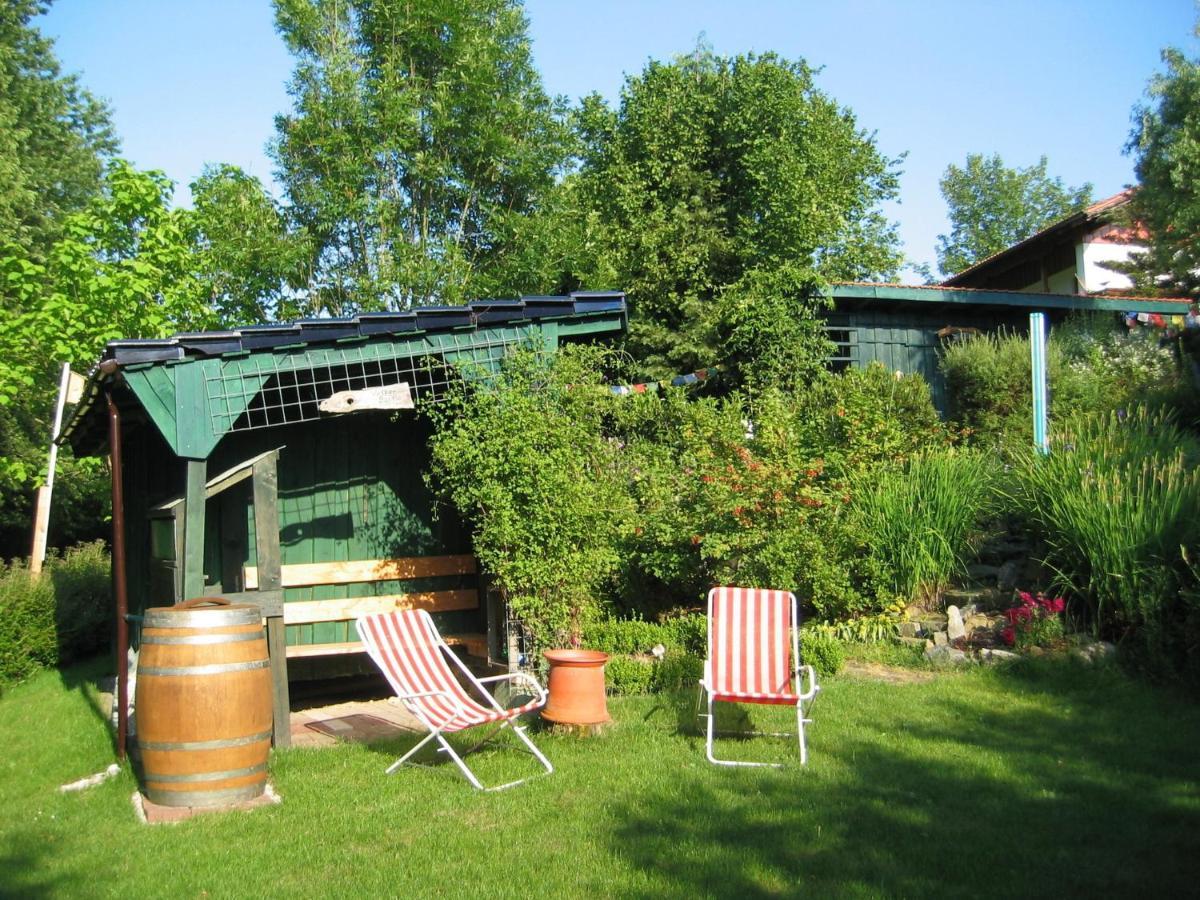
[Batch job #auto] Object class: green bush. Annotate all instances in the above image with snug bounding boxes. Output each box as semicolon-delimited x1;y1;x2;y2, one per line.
0;541;109;686
0;559;57;685
852;449;998;603
800;631;845;677
604;654;657;695
940;317;1187;452
1013;408;1200;677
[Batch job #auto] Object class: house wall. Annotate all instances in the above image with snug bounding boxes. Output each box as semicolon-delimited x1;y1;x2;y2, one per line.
1079;241;1138;293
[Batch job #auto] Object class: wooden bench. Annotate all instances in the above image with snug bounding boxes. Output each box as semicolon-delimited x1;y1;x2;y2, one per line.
244;554;488;660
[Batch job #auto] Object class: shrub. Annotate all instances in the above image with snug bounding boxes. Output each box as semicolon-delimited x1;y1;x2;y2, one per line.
1002;591;1066;650
427;346;635;651
583;615;707;695
603;655;657;695
801;631;845;677
1013;407;1200;676
0;560;57;685
940;317;1187;452
852;449;998;603
0;541;109;686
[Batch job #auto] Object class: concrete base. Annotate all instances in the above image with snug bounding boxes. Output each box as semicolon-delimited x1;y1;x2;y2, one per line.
133;782;282;825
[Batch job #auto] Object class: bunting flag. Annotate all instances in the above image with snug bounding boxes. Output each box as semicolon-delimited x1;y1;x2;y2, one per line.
1126;309;1198;333
607;366;720;396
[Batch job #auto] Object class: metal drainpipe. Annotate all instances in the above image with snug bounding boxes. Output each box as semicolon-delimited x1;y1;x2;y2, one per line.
105;385;130;760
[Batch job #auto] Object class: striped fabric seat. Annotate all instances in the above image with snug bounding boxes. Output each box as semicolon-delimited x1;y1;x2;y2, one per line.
699;586;819;766
358;610;541;733
707;586;797;705
356;610;553;790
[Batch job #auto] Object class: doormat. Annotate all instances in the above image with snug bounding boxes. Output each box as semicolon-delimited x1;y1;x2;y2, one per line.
304;713;409;743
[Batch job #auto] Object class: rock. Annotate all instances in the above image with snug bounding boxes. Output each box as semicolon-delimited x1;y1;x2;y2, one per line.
933;630;948;647
979;648;1020;664
897;636;926;648
919;612;947;634
1070;640;1117;665
946;606;966;642
942;588;986;606
925;639;935;653
925;645;969;666
965;614;991;634
960;603;979;619
899;621;919;638
1093;641;1117;661
996;560;1021;592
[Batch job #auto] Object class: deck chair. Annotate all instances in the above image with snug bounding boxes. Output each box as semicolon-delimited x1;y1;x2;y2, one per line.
698;587;819;767
356;609;553;791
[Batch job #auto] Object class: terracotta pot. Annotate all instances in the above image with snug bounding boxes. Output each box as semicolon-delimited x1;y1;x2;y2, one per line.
541;649;611;725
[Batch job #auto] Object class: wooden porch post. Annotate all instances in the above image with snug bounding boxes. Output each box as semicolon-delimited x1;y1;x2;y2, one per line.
253;454;291;748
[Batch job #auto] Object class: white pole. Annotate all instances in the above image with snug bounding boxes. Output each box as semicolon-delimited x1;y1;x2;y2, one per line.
1030;313;1049;455
30;364;72;574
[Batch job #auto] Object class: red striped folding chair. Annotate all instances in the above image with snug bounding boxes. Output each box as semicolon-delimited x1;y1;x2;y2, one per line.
356;610;553;791
698;587;819;766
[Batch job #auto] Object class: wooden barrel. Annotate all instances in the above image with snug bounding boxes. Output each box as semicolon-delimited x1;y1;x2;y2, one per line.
135;598;272;808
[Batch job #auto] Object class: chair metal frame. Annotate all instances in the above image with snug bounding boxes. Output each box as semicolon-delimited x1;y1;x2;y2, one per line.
697;587;819;767
356;610;554;792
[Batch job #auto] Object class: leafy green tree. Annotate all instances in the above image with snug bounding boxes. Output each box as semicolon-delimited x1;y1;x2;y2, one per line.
189;164;312;324
936;154;1092;277
0;0;117;266
0;161;217;552
1125;43;1200;297
271;0;570;314
572;48;902;377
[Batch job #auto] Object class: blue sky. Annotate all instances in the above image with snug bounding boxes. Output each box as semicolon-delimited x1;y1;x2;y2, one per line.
40;0;1199;280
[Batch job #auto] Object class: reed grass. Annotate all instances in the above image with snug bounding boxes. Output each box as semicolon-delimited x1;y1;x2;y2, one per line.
852;449;997;603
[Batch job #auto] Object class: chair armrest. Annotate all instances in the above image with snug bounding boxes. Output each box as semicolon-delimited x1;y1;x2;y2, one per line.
396;689;455;702
474;672;547;710
794;664;819;701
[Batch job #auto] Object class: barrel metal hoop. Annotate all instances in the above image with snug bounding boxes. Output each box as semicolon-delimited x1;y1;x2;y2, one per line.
142;762;268;784
141;632;265;646
144;783;268;808
143;609;262;629
137;730;272;752
139;659;270;676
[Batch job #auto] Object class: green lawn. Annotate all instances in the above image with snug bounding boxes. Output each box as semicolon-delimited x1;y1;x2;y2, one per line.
2;658;1198;898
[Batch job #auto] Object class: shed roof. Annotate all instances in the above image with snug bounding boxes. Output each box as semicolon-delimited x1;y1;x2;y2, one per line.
830;282;1190;313
63;292;626;459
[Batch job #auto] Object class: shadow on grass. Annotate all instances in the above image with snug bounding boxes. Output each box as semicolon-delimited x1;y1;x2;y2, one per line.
1;831;69;898
57;655;118;756
609;662;1200;898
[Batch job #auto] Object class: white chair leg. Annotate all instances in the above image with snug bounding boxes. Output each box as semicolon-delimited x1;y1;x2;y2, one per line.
704;694;784;768
386;729;440;774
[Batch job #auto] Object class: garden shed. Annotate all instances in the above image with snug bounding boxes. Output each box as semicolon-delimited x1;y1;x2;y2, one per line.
824;283;1192;411
59;292;627;748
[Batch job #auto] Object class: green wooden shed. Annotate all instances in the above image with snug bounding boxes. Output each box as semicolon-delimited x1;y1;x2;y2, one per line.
60;292;627;749
824;283;1192;411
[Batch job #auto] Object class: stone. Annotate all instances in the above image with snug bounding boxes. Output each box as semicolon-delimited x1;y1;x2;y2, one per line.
925;645;969;666
942;588;986;606
960;603;979;619
946;605;966;642
996;560;1021;592
979;648;1020;664
899;621;919;638
933;630;948;647
897;636;927;648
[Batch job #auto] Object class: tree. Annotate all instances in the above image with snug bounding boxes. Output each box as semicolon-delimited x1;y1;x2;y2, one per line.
936;154;1092;277
1125;44;1200;297
0;1;117;267
270;0;570;314
571;49;903;377
189;164;312;324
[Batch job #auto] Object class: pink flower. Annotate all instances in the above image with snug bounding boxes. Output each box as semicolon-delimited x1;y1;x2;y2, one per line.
1001;627;1016;646
1018;591;1034;605
1051;597;1065;613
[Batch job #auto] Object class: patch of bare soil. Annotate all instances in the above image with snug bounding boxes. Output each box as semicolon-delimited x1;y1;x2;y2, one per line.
842;660;936;684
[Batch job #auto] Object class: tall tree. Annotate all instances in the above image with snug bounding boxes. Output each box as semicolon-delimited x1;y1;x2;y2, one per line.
572;49;903;377
271;0;570;314
189;164;312;324
1125;42;1200;297
0;1;117;267
936;154;1092;277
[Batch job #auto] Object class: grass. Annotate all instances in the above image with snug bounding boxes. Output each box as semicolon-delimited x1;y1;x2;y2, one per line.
3;657;1199;898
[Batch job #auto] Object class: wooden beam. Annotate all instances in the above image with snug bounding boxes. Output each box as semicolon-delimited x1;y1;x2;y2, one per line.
181;459;207;600
244;554;477;590
282;590;478;625
285;632;488;660
252;452;290;749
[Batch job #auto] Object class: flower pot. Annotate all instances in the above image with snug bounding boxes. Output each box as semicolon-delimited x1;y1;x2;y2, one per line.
541;649;611;725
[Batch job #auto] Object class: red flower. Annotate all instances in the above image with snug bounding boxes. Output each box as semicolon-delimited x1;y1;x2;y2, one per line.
1051;597;1065;613
1001;627;1016;646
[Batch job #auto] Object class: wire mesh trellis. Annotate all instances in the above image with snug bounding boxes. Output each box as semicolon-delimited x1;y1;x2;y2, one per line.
203;331;546;436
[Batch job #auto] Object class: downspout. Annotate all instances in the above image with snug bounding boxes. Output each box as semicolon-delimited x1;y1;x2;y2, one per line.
105;382;130;760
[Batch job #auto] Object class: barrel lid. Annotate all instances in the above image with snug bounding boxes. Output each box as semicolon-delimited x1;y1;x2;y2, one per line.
144;599;263;629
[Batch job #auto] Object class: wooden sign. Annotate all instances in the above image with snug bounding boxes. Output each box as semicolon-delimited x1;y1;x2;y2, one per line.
319;381;414;414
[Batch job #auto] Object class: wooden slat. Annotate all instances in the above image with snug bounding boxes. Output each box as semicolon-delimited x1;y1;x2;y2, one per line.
285;632;488;660
244;554;477;590
282;590;479;625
